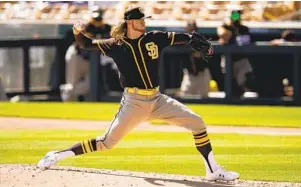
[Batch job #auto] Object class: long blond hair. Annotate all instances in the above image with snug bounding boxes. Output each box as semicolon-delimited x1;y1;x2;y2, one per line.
110;20;127;41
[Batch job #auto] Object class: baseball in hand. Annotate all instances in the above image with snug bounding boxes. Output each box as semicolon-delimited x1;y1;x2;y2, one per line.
73;21;86;35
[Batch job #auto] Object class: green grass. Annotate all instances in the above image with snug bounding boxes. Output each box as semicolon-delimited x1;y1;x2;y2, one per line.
0;102;300;128
0;129;300;182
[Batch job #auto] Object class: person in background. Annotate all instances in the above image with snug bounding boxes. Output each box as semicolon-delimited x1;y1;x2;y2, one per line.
270;29;300;97
60;37;89;101
270;29;299;45
60;6;115;101
217;9;256;97
180;21;213;98
0;77;8;101
84;6;111;39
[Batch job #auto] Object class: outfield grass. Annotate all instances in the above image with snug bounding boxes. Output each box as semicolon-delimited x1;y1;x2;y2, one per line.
0;102;300;128
0;129;300;182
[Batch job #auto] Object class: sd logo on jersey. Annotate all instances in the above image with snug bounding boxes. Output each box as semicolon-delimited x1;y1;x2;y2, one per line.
145;42;158;59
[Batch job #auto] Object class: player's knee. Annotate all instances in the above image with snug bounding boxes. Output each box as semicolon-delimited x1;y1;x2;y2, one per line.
192;113;205;125
95;136;119;151
191;115;207;134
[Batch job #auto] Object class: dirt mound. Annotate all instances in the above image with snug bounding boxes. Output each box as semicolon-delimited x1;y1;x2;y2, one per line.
0;164;299;187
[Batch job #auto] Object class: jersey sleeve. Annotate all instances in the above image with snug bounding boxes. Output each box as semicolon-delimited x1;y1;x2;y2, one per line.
150;30;176;48
95;38;116;57
84;24;95;38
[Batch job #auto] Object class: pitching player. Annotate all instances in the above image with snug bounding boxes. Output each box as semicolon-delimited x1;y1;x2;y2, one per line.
38;7;239;182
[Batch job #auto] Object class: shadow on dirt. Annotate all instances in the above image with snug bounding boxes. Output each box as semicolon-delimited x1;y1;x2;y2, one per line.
50;167;243;187
143;178;242;187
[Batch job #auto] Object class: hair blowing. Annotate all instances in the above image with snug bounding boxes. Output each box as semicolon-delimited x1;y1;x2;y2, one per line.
110;20;127;41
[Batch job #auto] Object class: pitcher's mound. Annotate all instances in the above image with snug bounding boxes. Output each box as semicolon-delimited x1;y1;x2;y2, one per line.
0;164;298;187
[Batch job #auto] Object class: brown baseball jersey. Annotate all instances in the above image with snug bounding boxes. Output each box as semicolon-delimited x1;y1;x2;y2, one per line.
38;7;224;178
74;29;207;153
95;31;176;89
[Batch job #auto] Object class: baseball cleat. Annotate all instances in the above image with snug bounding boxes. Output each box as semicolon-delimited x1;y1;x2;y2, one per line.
206;165;240;181
37;151;59;169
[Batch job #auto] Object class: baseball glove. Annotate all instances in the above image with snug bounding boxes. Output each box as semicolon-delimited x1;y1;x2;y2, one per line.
189;31;213;62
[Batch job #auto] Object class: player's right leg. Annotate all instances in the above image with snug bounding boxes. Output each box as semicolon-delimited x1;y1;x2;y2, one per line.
149;94;239;181
37;93;148;169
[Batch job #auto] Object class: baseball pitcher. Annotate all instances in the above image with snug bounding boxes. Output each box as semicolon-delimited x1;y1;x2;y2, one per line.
38;7;239;182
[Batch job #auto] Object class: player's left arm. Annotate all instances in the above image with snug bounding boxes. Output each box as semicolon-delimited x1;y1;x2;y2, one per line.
166;32;209;45
172;33;191;45
159;31;190;45
153;31;213;61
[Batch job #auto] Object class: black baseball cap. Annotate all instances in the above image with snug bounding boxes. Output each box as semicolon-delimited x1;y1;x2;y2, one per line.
91;7;104;21
124;7;151;20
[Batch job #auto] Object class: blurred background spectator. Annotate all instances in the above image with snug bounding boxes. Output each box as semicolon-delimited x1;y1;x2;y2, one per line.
60;32;89;102
270;29;300;45
0;76;8;101
270;29;300;97
59;6;118;102
179;21;213;99
217;9;256;98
